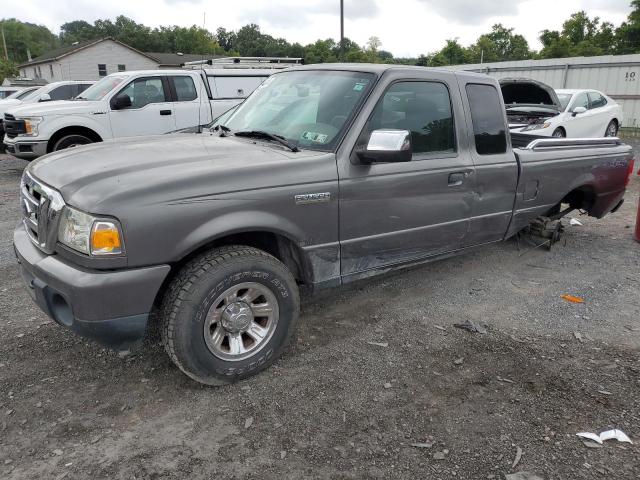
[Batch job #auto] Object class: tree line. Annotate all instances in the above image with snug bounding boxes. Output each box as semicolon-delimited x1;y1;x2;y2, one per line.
1;1;640;82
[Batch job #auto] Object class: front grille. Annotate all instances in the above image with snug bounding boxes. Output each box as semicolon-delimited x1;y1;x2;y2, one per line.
20;172;65;254
4;113;25;139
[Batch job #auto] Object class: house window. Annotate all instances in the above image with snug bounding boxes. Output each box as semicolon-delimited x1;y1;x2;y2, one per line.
98;64;107;77
118;64;126;72
49;64;54;78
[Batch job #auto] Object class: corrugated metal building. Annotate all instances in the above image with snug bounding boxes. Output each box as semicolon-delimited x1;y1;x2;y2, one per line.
446;54;640;128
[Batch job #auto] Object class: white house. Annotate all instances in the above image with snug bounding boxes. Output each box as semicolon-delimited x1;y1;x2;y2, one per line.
17;38;214;82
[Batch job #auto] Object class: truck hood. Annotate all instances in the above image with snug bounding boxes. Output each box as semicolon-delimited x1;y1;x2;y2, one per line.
499;78;561;113
7;100;101;117
0;99;23;116
28;133;327;211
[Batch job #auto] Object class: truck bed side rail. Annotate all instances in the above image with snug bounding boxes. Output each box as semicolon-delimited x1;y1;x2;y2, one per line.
522;137;624;151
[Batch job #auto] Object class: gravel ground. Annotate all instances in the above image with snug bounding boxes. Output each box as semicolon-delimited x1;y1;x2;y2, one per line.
1;149;639;480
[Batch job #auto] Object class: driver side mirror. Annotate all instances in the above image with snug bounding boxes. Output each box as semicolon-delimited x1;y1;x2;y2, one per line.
38;93;51;102
111;93;132;110
356;129;412;164
572;106;587;116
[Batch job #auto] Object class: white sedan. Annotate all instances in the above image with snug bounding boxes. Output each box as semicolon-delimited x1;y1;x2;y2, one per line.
509;87;623;138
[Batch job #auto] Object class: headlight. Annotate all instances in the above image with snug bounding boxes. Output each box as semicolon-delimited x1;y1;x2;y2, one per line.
522;122;551;132
18;116;43;136
58;206;123;255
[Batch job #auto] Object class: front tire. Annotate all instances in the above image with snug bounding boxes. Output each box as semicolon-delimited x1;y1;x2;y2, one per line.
52;134;93;151
552;128;566;138
605;120;618;137
160;246;300;385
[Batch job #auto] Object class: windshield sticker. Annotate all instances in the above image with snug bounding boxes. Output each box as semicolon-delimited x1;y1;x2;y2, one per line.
302;131;328;143
353;82;366;91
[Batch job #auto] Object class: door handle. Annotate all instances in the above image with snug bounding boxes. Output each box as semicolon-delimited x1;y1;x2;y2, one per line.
448;172;467;186
160;110;172;116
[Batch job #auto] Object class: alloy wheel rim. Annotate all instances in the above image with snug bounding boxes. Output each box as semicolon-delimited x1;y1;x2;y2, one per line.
203;282;279;361
606;123;617;137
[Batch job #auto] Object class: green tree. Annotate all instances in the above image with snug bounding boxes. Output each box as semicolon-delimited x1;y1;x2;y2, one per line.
0;58;18;83
615;0;640;54
0;18;58;63
562;11;600;45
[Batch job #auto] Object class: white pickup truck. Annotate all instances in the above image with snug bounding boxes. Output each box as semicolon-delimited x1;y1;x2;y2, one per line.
4;58;300;160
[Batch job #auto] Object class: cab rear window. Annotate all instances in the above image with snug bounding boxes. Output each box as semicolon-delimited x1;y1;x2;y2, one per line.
466;84;507;155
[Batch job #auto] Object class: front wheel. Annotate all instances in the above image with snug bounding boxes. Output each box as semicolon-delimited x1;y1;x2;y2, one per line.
552;128;566;138
160;245;300;385
605;120;618;137
52;134;93;151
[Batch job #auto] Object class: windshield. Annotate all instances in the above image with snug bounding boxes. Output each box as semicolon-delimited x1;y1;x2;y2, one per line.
223;70;376;151
11;88;38;100
77;76;127;100
0;90;17;99
557;93;573;111
19;86;48;103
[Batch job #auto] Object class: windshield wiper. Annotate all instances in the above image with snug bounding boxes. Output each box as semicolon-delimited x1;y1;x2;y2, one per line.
234;130;299;152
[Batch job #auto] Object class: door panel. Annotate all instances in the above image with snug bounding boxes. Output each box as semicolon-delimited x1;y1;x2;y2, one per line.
566;92;591;137
170;75;210;129
459;82;519;246
109;76;176;138
338;76;475;276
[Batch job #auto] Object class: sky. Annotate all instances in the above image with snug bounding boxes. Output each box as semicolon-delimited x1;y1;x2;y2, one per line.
3;0;635;57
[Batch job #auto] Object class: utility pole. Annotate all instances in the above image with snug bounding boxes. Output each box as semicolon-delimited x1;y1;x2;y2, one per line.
340;0;344;60
1;27;8;61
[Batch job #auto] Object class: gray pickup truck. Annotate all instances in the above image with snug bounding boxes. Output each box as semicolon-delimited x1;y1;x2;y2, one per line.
14;64;635;385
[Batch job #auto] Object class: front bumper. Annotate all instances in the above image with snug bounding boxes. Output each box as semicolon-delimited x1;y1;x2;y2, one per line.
4;137;48;160
14;223;171;350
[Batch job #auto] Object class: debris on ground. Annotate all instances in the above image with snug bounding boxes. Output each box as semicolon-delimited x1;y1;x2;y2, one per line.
383;382;392;389
433;451;446;460
410;441;434;449
569;218;583;226
512;446;523;468
454;319;487;334
505;473;544;480
497;376;515;384
576;429;633;445
366;341;389;348
573;332;584;342
244;417;254;429
561;294;584;304
433;325;446;332
453;357;464;365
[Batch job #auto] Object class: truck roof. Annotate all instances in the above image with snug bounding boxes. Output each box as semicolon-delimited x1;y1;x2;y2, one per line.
288;63;493;79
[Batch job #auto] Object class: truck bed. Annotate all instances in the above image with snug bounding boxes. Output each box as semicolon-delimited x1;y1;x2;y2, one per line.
508;137;633;237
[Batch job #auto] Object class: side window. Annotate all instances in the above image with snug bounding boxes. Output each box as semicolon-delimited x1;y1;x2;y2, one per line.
118;64;126;72
117;77;167;109
98;64;107;77
49;84;74;101
465;84;507;155
588;92;607;109
78;84;92;94
572;92;589;110
367;81;456;155
172;76;198;101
